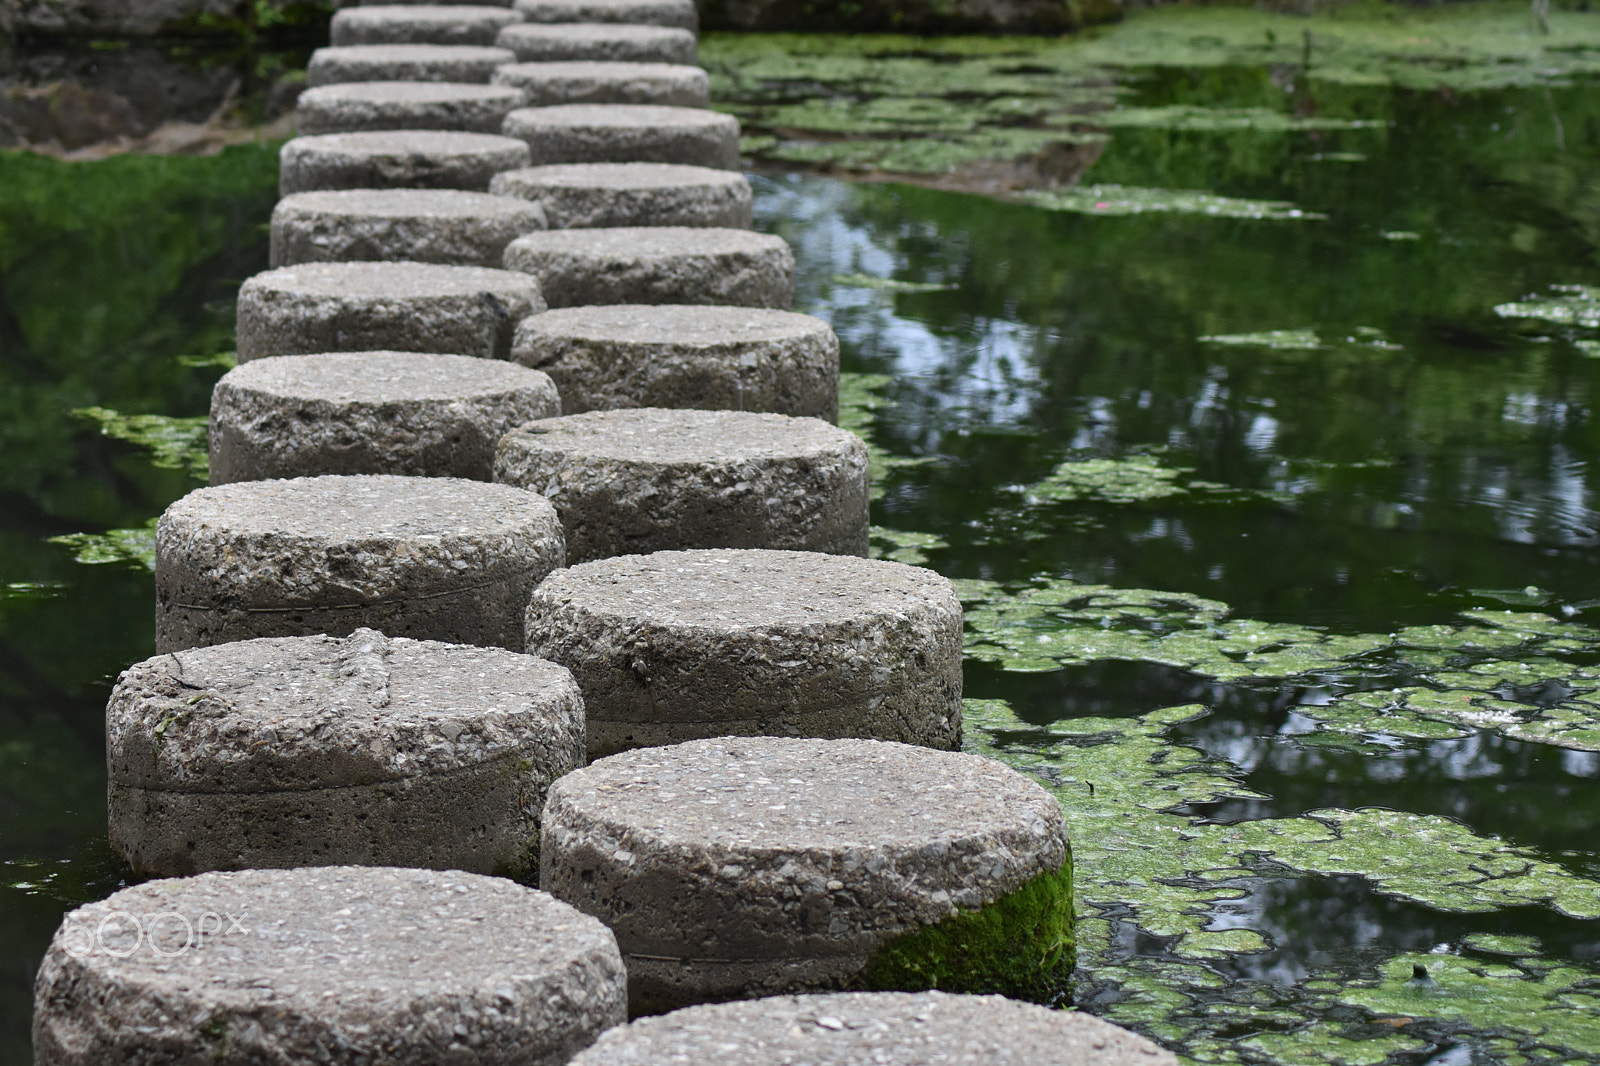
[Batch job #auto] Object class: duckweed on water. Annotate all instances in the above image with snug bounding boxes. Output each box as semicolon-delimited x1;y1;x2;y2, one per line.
1493;284;1600;328
1201;329;1327;350
1024;185;1324;221
1093;106;1380;133
831;273;958;293
47;520;158;570
1025;456;1222;505
869;526;948;566
73;407;209;482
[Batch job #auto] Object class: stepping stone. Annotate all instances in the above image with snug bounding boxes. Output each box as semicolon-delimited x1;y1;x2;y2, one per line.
271;189;548;268
296;81;525;134
539;737;1072;1012
496;22;695;64
503;104;739;170
492;60;708;107
569;992;1181;1066
33;867;625;1066
210;351;560;482
236;262;544;362
503;227;793;308
491;162;750;229
106;629;584;879
514;0;697;31
280;131;531;195
154;475;564;652
524;549;959;754
497;411;867;563
307;43;517;85
331;4;524;46
511;305;835;418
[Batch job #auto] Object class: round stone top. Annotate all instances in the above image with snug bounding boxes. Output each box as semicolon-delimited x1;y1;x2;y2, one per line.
217;351;553;404
332;4;523;44
569;992;1180;1066
532;548;957;629
108;629;581;791
307;43;518;83
506;103;731;131
283;128;530;161
493;161;743;193
298;79;523;109
490;60;709;103
506;226;785;261
497;22;695;61
242;260;540;301
274;187;543;223
513;0;697;28
44;867;623;1049
547;736;1061;855
518;304;828;346
504;409;857;466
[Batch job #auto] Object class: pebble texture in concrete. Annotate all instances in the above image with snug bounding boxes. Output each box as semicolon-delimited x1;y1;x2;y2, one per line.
569;991;1181;1066
492;59;709;108
525;549;960;753
496;22;695;64
514;0;698;31
491;162;750;229
236;261;543;362
540;738;1068;1010
502;104;739;170
511;305;834;417
497;411;867;562
295;81;526;135
503;227;794;308
106;630;585;879
210;351;560;482
331;4;524;46
33;867;626;1066
280;130;532;195
307;43;517;86
154;475;564;652
271;189;548;268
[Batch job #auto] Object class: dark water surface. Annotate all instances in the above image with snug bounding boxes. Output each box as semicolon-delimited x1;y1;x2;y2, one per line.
6;12;1600;1064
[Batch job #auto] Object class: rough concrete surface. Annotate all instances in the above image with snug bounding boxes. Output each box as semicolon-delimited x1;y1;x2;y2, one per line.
331;4;525;46
502;227;793;308
513;0;697;31
511;304;833;417
270;188;548;268
210;350;560;482
307;44;518;86
33;867;625;1066
492;60;709;108
154;475;565;652
502;104;739;170
490;162;750;229
496;410;868;562
295;81;526;135
280;130;532;195
496;22;696;64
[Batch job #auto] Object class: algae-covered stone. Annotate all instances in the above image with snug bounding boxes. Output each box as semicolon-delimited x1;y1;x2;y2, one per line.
331;4;524;46
279;130;532;195
271;189;548;268
154;475;564;652
295;81;525;134
106;629;584;879
514;0;697;31
210;351;560;482
524;549;960;754
490;163;751;229
236;262;543;361
569;992;1177;1066
503;227;794;308
33;867;625;1066
496;22;695;64
496;410;867;562
502;104;740;170
492;60;709;107
307;44;517;86
540;737;1071;1012
511;304;834;416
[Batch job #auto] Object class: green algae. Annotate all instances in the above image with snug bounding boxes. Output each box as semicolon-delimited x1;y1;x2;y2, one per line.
832;273;957;293
1201;328;1327;350
47;519;158;571
869;526;947;566
73;407;209;482
1092;106;1379;133
1025;456;1225;505
1025;185;1324;221
838;371;932;498
1493;284;1600;328
1463;933;1543;956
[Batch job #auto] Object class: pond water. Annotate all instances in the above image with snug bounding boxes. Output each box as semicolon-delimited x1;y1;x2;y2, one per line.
5;4;1600;1063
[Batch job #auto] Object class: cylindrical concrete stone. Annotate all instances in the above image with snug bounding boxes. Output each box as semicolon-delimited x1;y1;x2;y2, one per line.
154;475;564;652
33;867;625;1066
492;60;708;107
332;4;524;46
296;81;525;134
503;104;739;170
512;305;835;418
106;629;584;879
503;228;794;309
496;22;695;64
210;352;561;482
307;43;518;86
491;163;750;229
280;130;531;195
514;0;697;31
271;189;548;268
570;992;1181;1066
540;738;1072;1012
496;411;867;563
236;262;543;362
524;549;960;754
